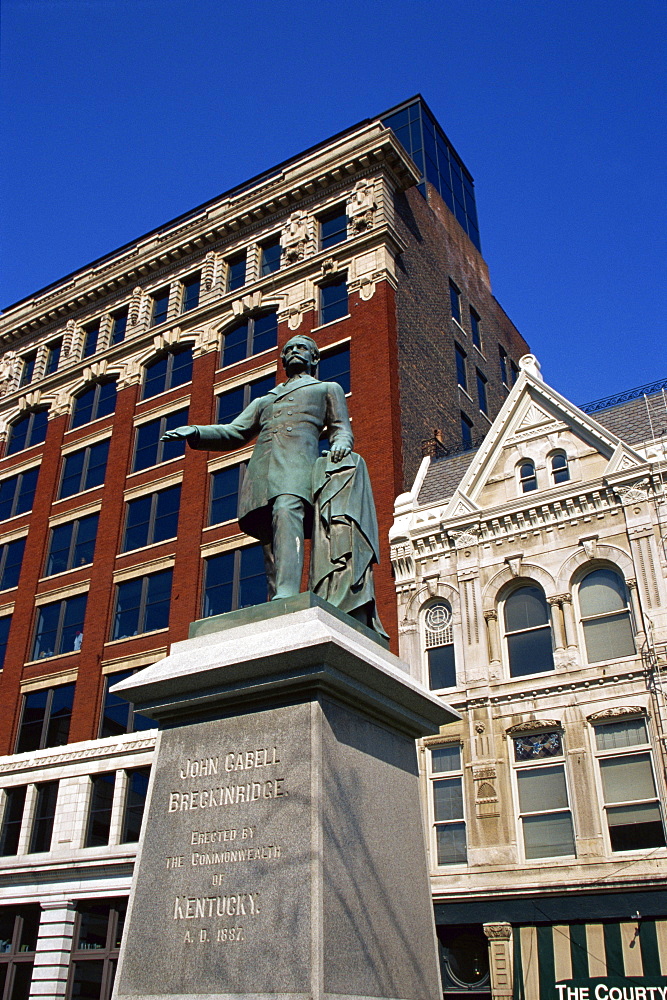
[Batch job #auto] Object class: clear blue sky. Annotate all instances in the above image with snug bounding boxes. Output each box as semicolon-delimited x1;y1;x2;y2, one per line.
1;0;665;406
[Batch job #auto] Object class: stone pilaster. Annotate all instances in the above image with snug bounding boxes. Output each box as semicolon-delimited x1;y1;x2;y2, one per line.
483;922;513;1000
547;596;566;651
30;900;76;1000
484;609;501;666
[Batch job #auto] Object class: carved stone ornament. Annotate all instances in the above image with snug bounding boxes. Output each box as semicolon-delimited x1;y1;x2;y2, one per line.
398;618;417;634
203;251;217;291
587;706;644;722
232;291;263;317
472;766;496;780
321;258;337;276
49;388;72;419
579;534;598;559
613;479;651;504
449;525;480;549
280;211;310;263
287;306;303;331
505;554;522;577
506;719;561;735
129;287;143;326
0;352;19;395
483;923;512;940
346;179;376;234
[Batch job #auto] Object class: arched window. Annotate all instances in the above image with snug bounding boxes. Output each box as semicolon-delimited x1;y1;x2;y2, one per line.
519;461;537;492
7;410;48;455
143;346;193;400
504;585;554;676
72;381;117;428
551;452;569;484
578;568;635;663
424;603;456;689
221;311;278;368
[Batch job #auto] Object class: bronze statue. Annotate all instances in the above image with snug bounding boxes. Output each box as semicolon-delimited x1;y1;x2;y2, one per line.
162;334;385;635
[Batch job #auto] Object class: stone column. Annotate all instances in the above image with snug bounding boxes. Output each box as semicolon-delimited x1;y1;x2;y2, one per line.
483;922;513;1000
547;597;566;651
29;900;76;1000
484;610;501;666
626;578;646;643
560;593;578;651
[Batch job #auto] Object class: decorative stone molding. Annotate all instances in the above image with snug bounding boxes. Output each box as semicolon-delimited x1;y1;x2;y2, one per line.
117;357;143;390
506;719;561;734
472;766;496;780
280;210;311;263
0;735;156;772
20;390;42;410
203;251;217;291
346;179;376;233
449;525;480;549
613;478;651;504
476;782;497;801
83;359;109;382
321;257;337;276
587;706;644;722
0;351;19;395
49;388;72;420
152;326;184;353
232;291;263;317
193;326;219;357
483;609;498;623
398;618;417;634
505;554;523;577
484;923;512;941
129;286;143;326
579;534;599;559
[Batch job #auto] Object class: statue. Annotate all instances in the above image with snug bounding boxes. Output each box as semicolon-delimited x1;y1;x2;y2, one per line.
162;334;385;635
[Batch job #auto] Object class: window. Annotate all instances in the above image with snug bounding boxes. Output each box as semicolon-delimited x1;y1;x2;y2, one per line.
112;569;172;640
513;731;575;859
7;410;48;455
149;288;169;327
449;281;461;324
32;594;87;660
45;513;98;575
72;381;117;428
203;546;267;616
551;452;570;484
0;617;11;670
319;344;351;393
68;899;126;1000
0;905;39;999
221;311;278;368
260;238;281;276
60;440;109;498
85;773;116;847
210;465;242;525
15;683;75;752
181;273;200;313
436;925;490;993
460;412;473;449
510;359;519;383
320;278;348;325
455;343;467;390
216;374;275;425
319;207;347;249
0;786;26;856
122;485;180;551
143;346;193;399
19;353;36;388
0;538;25;591
424;603;456;689
28;781;59;853
429;745;466;865
499;345;509;385
504;585;554;676
519;460;537;492
579;568;635;663
226;252;246;292
132;408;188;472
0;468;38;521
121;767;150;843
593;718;666;852
45;340;62;376
476;369;487;414
82;321;100;358
99;670;154;738
110;307;128;345
469;307;481;350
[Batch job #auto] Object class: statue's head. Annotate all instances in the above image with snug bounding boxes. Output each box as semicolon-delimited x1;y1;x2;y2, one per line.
281;335;320;375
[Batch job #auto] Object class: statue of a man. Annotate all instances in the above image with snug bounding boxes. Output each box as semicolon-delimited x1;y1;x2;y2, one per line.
162;335;353;600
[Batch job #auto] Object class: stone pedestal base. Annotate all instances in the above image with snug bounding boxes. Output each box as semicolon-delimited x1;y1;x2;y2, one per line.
111;596;457;1000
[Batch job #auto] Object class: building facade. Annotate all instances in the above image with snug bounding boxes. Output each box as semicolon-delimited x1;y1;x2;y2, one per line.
0;98;529;999
390;359;667;997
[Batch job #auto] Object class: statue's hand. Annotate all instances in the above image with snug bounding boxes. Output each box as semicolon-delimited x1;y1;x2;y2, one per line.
160;425;199;442
329;444;351;463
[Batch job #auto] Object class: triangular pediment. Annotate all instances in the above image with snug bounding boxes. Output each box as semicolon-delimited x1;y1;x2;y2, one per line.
442;490;480;518
517;402;553;430
605;442;646;475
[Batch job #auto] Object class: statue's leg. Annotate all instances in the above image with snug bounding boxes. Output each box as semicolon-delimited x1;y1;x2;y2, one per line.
262;543;276;601
271;494;305;599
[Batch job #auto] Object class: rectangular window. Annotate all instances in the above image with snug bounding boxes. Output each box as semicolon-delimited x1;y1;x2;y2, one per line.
449;281;461;324
513;733;575;859
110;307;128;345
455;343;467;390
430;745;467;865
72;381;117;428
320;278;348;325
499;345;509;385
32;593;87;660
203;546;267;617
476;369;488;414
45;513;98;575
260;238;281;276
59;439;109;498
470;307;481;349
45;339;62;376
594;718;666;852
132;408;188;472
221;313;278;368
0;537;25;591
181;273;200;313
0;616;11;670
99;670;154;738
511;359;519;384
19;352;36;387
15;683;75;752
143;346;193;399
0;905;39;994
210;465;242;525
460;412;473;450
318;343;351;394
123;485;180;551
28;780;59;853
0;468;39;521
0;786;27;856
150;288;170;327
217;374;275;425
320;207;347;249
82;321;100;358
85;773;116;847
69;899;126;1000
227;253;246;292
122;767;150;843
112;569;172;640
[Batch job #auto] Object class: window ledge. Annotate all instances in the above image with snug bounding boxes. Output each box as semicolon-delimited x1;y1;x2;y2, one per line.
116;538;177;560
458;386;474;404
24;649;81;668
105;627;170;648
452;318;467;336
126;455;186;480
311;316;352;334
39;564;93;585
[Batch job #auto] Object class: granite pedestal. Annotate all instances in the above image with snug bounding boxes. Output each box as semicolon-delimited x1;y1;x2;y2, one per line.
110;594;458;1000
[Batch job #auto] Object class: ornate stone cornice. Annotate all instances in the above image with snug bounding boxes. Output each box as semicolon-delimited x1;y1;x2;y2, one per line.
587;706;645;722
0;736;156;774
506;719;561;734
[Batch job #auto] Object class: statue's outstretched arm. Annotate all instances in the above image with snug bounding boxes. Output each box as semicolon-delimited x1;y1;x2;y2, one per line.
161;398;262;452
